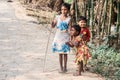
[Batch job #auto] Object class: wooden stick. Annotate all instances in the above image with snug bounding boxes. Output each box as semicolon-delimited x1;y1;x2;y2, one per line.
43;26;52;72
43;13;56;72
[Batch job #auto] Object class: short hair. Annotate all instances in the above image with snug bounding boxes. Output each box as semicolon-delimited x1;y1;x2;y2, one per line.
61;3;70;11
78;16;87;22
71;25;81;35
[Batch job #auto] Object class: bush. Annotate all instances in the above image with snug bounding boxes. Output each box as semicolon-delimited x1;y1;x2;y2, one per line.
88;45;120;80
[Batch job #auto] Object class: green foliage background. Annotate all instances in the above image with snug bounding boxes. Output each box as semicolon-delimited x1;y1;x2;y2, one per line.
64;0;120;79
88;45;120;80
64;0;72;3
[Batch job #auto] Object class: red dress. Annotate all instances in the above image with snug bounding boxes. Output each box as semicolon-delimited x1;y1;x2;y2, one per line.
80;27;90;42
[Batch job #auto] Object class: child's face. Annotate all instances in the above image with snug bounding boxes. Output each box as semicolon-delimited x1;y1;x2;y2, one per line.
70;27;77;36
61;6;68;15
78;20;86;28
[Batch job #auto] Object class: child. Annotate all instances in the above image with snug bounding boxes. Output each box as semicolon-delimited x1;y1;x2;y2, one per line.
66;25;90;76
78;16;90;44
77;16;91;70
51;3;71;73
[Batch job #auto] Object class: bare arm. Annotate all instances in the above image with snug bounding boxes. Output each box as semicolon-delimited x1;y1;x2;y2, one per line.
51;17;57;28
66;41;74;47
68;19;72;31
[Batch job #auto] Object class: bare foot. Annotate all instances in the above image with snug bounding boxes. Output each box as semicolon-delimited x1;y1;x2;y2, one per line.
58;68;64;73
73;72;81;76
76;69;84;72
84;66;89;71
63;68;67;73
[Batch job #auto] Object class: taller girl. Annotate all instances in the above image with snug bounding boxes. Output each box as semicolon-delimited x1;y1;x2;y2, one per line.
51;3;71;73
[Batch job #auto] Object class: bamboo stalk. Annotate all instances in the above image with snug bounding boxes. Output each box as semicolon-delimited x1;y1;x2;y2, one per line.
75;0;78;23
116;2;120;33
116;2;120;45
101;0;108;37
84;0;87;17
91;0;94;40
108;0;113;35
70;0;76;24
87;0;91;25
97;0;105;36
94;0;101;37
94;0;100;22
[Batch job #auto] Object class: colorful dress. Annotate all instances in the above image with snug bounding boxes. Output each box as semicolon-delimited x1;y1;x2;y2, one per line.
52;15;71;54
73;36;91;65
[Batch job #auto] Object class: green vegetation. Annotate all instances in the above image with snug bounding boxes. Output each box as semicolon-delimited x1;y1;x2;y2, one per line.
88;45;120;80
64;0;72;4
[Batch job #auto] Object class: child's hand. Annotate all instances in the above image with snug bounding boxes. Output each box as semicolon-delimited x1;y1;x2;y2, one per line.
51;21;56;28
66;42;70;46
66;42;74;47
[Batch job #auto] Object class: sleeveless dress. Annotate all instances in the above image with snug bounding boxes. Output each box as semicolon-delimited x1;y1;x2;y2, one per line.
52;15;71;54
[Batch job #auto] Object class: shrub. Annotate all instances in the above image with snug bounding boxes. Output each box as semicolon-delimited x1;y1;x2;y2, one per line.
88;45;120;80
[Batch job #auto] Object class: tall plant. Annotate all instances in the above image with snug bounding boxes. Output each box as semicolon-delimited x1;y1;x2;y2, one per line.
108;0;113;35
91;0;94;39
101;0;108;37
116;2;120;33
97;0;105;37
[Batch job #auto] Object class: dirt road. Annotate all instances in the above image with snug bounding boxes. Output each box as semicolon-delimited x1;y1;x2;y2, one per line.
0;0;104;80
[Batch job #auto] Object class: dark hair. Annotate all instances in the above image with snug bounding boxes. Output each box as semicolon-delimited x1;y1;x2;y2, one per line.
61;3;70;11
71;25;81;35
78;16;87;22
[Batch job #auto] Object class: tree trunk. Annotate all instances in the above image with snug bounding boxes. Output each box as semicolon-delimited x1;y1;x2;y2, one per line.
90;0;94;40
116;2;120;33
70;0;76;24
77;0;86;16
108;0;113;35
101;0;108;37
116;2;120;48
75;0;78;22
98;0;105;36
87;0;91;25
94;0;101;37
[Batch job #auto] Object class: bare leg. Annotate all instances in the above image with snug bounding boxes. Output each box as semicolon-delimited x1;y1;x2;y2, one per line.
59;54;63;72
84;57;89;71
76;61;84;72
78;62;82;75
73;61;82;76
64;54;67;72
81;61;84;72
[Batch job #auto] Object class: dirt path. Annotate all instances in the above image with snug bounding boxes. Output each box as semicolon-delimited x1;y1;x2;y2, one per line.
0;0;104;80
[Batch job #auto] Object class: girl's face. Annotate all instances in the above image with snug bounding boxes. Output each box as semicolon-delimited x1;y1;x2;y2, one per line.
78;20;86;28
70;27;78;36
61;6;68;15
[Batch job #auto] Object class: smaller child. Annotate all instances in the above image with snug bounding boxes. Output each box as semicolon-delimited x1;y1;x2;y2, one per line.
66;25;90;76
78;16;90;44
77;16;91;70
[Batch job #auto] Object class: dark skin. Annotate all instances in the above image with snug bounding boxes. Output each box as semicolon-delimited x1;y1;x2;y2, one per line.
66;27;83;76
66;41;83;76
59;54;67;72
66;42;83;76
51;5;71;73
73;61;83;76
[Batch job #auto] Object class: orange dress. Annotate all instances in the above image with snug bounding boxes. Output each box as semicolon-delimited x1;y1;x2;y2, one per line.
73;36;91;65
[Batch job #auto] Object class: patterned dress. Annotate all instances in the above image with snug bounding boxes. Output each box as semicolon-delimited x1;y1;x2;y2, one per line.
52;15;71;54
73;36;91;65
